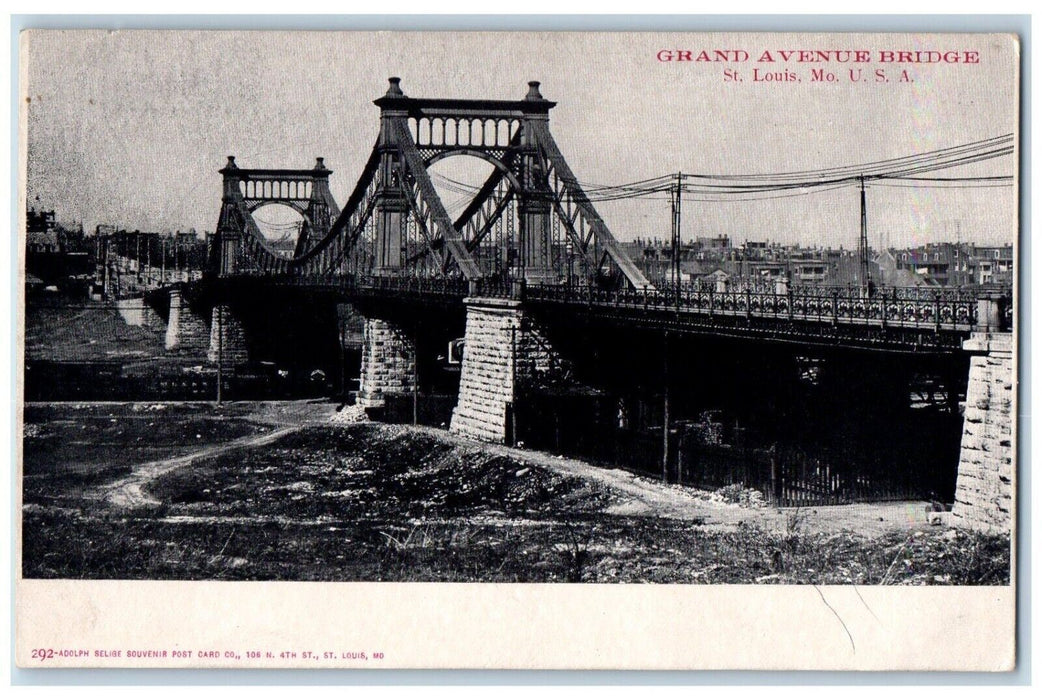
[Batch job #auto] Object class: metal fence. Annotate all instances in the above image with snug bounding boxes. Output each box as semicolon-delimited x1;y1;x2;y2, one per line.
525;283;1009;333
513;392;959;507
254;273;1012;333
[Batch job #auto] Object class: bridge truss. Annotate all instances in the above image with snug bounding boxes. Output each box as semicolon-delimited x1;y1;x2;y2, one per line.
213;79;651;290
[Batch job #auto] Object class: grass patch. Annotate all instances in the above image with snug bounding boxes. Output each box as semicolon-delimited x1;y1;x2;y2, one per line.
22;505;1009;584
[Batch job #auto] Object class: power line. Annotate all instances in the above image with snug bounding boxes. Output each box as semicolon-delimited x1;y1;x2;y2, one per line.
680;182;855;204
890;175;1014;182
873;181;1013;190
682;133;1013;182
678;144;1014;193
419;134;1014;207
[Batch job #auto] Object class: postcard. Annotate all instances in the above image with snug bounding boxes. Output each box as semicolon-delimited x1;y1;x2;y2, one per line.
16;29;1018;670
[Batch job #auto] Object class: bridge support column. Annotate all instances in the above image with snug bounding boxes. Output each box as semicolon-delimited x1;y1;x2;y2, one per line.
164;288;210;353
207;305;249;371
519;86;555;284
951;332;1014;533
450;297;562;444
116;297;163;331
375;198;407;274
374;86;408;276
357;317;416;409
520;199;554;283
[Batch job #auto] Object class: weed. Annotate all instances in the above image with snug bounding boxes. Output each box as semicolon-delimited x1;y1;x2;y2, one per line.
21;419;1011;585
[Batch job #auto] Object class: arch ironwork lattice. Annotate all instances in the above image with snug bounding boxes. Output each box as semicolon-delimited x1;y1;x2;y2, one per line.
211;78;652;290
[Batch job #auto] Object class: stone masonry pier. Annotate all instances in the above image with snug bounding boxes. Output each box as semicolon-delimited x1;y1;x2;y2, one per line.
450;297;563;444
164;288;210;354
207;304;250;372
357;317;416;409
116;296;164;332
951;331;1015;533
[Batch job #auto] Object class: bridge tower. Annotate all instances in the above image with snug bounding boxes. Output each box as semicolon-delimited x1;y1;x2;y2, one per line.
208;78;649;288
374;78;409;275
207;79;655;415
211;155;341;276
517;81;554;283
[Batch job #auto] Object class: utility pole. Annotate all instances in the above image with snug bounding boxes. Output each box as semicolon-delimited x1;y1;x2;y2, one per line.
662;331;671;484
509;325;518;446
216;304;224;407
114;236;121;297
858;175;870;292
98;236;106;297
663;172;682;481
338;317;346;401
412;331;419;426
671;171;683;306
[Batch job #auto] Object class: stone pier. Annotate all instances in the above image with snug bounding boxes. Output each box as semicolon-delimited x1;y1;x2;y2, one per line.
207;304;250;371
449;297;563;443
951;331;1015;533
357;317;416;409
164;288;210;353
116;297;163;331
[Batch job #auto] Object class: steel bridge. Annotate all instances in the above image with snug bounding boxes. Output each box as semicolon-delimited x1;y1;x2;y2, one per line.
212;78;647;287
146;78;1015;528
205;77;1012;353
232;274;1009;354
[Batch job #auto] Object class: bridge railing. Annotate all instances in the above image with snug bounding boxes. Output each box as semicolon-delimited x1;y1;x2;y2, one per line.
239;273;1013;333
267;273;477;300
264;273;523;300
525;283;1013;333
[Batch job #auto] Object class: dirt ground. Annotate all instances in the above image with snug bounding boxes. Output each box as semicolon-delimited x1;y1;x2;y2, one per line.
20;401;1008;584
21;401;336;499
422;423;945;537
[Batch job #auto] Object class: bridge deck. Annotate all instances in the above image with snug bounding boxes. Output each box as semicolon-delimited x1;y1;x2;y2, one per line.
212;274;1011;354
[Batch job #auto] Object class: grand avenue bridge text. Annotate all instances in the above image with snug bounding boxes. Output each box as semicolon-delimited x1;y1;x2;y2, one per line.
110;79;1014;533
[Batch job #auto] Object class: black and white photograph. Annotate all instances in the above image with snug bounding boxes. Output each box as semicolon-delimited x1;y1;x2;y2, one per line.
15;28;1019;670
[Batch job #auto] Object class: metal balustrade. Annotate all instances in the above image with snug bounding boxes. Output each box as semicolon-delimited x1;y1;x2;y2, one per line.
524;283;1010;333
235;273;1013;336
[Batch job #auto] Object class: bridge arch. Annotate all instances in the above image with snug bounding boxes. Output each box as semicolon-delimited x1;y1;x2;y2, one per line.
424;149;524;193
242;193;310;217
249;202;311;259
212;80;650;287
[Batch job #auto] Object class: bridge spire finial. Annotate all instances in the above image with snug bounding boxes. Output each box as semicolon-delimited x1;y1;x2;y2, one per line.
225;155;238;169
525;80;544;101
385;77;405;98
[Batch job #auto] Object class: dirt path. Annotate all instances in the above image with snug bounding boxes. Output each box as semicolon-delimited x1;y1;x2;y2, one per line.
418;424;938;535
425;426;769;527
93;400;338;509
78;398;937;535
98;425;303;509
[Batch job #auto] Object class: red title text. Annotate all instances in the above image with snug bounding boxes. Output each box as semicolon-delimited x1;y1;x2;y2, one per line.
656;49;980;64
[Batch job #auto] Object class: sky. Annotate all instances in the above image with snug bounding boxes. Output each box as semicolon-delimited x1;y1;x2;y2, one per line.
22;31;1019;248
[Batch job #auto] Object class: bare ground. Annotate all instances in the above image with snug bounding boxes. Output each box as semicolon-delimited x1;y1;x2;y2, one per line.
96;401;337;508
20;401;1007;583
418;423;944;536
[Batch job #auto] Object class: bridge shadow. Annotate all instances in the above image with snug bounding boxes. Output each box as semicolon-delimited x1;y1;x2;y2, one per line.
511;314;969;506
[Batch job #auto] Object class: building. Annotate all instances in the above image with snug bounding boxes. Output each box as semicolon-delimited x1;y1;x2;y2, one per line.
892;241;1014;286
26;206;92;291
970;244;1014;285
26;208;60;253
